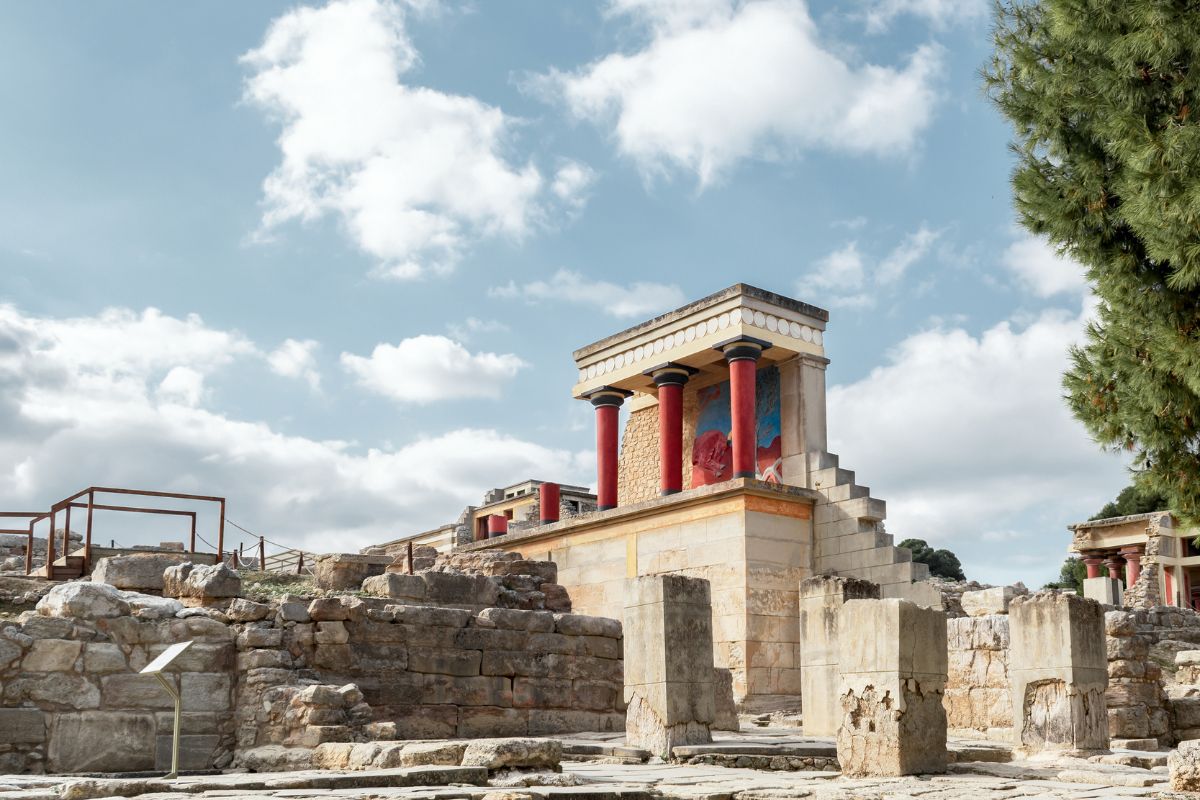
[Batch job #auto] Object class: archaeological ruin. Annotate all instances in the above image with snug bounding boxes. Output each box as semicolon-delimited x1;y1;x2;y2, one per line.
6;283;1200;798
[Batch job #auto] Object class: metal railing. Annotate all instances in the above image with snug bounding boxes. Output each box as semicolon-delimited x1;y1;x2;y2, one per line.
19;487;226;576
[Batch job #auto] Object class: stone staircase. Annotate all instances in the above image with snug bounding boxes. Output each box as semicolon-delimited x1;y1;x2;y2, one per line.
41;552;85;581
807;451;930;597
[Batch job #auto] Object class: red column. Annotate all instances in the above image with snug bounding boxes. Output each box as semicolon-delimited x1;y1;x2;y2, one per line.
653;366;691;495
723;341;765;480
539;482;561;525
1104;551;1126;583
1120;545;1144;585
1082;552;1103;579
590;389;629;511
486;515;508;538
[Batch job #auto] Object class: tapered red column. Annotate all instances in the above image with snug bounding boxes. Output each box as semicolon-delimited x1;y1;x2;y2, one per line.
722;341;766;479
590;388;630;511
1120;545;1143;585
486;515;508;538
1082;552;1103;579
539;482;560;525
652;366;693;495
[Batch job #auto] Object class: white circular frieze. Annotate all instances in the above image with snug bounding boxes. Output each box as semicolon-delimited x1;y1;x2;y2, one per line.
766;315;778;332
740;308;754;324
654;338;664;354
789;321;802;338
706;318;718;334
813;329;823;345
800;325;813;342
685;326;696;342
579;369;587;381
614;353;624;368
635;346;644;361
718;312;730;329
674;330;685;347
587;364;597;379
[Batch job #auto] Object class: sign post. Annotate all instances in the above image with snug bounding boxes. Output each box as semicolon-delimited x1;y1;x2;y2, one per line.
139;640;194;778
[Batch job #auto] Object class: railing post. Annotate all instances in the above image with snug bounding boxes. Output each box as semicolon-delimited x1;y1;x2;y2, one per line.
63;505;71;561
25;521;33;576
46;508;56;575
259;536;265;571
189;514;196;554
296;551;304;575
407;541;414;575
217;498;226;563
85;491;94;572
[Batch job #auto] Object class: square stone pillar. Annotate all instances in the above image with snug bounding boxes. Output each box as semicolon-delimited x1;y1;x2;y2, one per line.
1008;592;1108;755
836;598;948;776
779;354;829;487
1082;576;1123;606
798;574;880;737
623;574;715;758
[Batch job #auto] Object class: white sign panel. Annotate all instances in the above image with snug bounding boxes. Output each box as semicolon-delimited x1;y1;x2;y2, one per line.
140;640;194;675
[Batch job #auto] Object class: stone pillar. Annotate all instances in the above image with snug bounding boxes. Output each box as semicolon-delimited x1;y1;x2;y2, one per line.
1082;576;1122;606
798;574;880;737
836;598;948;776
720;339;768;479
779;354;829;488
623;574;715;758
538;482;560;525
589;388;630;511
1008;592;1108;755
651;365;692;496
1120;545;1143;586
486;515;508;538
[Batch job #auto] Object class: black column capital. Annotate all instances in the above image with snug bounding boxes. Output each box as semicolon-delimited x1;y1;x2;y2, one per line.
585;386;633;408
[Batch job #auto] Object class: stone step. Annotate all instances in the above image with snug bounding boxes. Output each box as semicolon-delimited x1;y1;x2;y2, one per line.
836;529;894;553
834;496;886;522
807;451;840;471
810;467;855;490
814;517;878;539
819;483;870;503
816;544;912;573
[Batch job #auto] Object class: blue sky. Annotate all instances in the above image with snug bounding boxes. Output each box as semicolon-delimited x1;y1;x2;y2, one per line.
0;0;1126;585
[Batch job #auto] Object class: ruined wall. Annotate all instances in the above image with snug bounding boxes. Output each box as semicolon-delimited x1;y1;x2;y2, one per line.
1105;609;1172;745
0;598;236;774
944;614;1012;736
617;406;658;506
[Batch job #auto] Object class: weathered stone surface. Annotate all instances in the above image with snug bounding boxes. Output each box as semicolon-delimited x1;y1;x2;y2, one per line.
91;552;190;591
59;779;171;800
0;708;45;744
238;744;314;772
798;574;880;738
362;572;427;600
15;672;101;709
555;613;622;639
836;598;948;777
312;742;354;770
313;553;393;590
399;741;468;767
163;562;242;600
48;712;156;772
713;667;739;731
36;582;130;620
227;598;271;621
309;597;352;621
121;591;185;619
23;638;82;671
476;608;556;632
460;737;562;770
1009;592;1108;755
1171;739;1200;791
623;574;714;758
961;586;1016;617
945;614;1012;734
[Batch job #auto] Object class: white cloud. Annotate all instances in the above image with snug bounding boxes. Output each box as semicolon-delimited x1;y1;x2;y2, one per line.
803;224;939;308
862;0;989;33
268;338;322;390
551;161;597;211
490;269;686;318
827;301;1127;586
446;317;510;343
542;0;942;184
0;304;588;553
242;0;582;279
1001;231;1089;298
340;335;527;404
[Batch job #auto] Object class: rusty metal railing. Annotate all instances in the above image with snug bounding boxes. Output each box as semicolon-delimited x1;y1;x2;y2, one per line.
19;487;226;576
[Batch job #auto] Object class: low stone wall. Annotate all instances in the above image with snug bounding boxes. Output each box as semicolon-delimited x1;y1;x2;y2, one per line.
944;614;1012;736
1105;609;1171;745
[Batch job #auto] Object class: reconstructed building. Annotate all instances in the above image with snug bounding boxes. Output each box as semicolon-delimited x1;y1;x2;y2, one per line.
459;284;936;711
1069;511;1200;609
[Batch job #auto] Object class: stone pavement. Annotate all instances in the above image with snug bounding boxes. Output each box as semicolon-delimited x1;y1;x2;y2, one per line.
0;730;1185;800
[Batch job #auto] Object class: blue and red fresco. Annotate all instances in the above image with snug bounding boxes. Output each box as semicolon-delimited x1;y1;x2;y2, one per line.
690;366;782;487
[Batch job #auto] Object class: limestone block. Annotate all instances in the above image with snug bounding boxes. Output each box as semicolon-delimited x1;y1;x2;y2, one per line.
394;605;473;628
48;712;156;773
91;553;190;591
16;672;100;709
227;598;271;621
23;639;82;671
623;574;714;758
457;707;528;738
398;740;467;767
237;745;313;772
961;587;1016;617
279;601;311;623
554;613;622;639
362;572;427;600
798;574;880;737
123;593;185;619
476;607;555;632
713;667;739;731
512;677;572;709
154;733;220;771
312;553;392;591
0;708;45;744
162;563;242;600
408;647;482;677
1171;740;1200;791
460;737;562;770
390;705;458;739
424;572;500;607
101;673;176;709
1083;577;1123;606
312;742;354;770
1009;592;1108;755
36;582;130;620
836;598;947;777
238;627;283;649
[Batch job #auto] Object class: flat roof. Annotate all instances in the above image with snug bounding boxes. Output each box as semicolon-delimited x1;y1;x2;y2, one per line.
1068;510;1171;531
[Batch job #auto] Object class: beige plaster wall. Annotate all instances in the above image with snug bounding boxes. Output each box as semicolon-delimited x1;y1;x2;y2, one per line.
498;491;813;707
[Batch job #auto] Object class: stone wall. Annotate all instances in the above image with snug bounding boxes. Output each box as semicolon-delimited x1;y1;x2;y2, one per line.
617;406;659;506
944;614;1012;736
1105;609;1171;745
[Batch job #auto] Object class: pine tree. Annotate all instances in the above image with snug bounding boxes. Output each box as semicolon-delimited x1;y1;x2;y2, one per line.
898;538;967;581
984;1;1200;524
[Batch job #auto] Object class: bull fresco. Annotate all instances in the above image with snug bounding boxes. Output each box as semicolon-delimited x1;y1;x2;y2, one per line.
690;366;782;486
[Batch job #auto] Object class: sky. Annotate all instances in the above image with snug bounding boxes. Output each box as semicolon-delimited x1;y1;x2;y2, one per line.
0;0;1128;586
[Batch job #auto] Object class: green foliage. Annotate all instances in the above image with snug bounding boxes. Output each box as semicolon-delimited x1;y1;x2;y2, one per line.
985;0;1200;527
898;538;967;581
1043;555;1094;592
1091;482;1170;520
